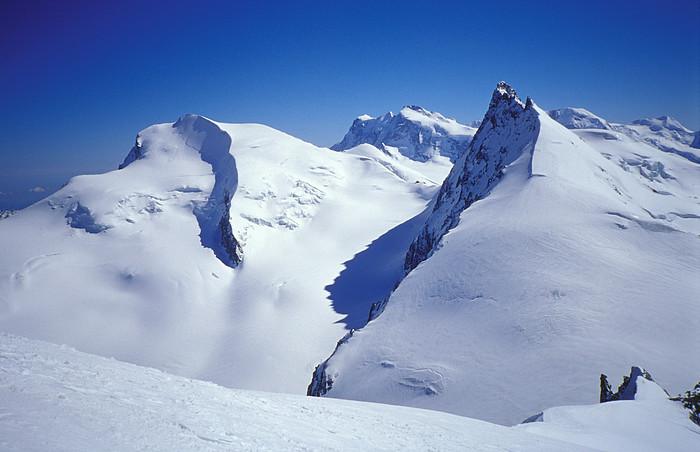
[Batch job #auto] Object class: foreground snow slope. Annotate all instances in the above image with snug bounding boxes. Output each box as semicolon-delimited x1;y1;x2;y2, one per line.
3;333;698;451
312;83;700;426
0;114;448;393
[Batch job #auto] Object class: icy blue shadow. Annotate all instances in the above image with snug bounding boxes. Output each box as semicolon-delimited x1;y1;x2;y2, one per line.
326;209;429;330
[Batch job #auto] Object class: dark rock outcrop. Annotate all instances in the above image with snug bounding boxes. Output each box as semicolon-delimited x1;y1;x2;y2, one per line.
65;203;108;234
117;114;243;268
600;366;656;402
672;382;700;426
118;136;143;169
173;115;242;268
307;330;354;397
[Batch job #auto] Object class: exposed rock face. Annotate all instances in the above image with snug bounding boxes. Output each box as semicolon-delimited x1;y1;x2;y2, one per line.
600;366;656;402
307;330;354;397
216;190;243;267
601;367;700;427
119;114;243;268
118;136;143;170
672;382;700;426
332;106;476;162
173;115;242;268
0;210;16;221
65;203;108;234
309;82;542;402
404;82;539;274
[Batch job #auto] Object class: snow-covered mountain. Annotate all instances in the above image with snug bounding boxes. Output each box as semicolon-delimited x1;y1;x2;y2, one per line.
309;82;700;426
548;107;611;130
609;116;700;163
2;332;698;451
0;114;445;394
549;107;700;164
332;105;477;163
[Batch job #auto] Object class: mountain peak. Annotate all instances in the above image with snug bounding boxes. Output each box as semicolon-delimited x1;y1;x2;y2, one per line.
493;81;521;104
401;105;429;115
632;116;692;134
403;82;539;274
332;106;476;162
548;107;611;130
484;82;526;123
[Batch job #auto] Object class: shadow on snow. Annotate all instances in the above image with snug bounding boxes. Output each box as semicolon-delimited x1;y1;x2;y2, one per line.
326;208;430;330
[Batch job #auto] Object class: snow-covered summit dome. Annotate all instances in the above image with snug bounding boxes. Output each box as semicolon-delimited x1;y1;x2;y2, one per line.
332;105;477;162
548;107;611;130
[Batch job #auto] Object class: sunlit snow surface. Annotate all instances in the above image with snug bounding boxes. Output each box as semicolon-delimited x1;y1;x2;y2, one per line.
2;333;698;451
316;100;700;425
0;115;450;394
0;94;698;437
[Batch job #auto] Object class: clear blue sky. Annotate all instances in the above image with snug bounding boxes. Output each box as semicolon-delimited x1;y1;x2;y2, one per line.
1;0;699;209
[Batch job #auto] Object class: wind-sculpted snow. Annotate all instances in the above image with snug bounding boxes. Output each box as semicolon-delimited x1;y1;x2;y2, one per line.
332;105;476;162
310;82;700;426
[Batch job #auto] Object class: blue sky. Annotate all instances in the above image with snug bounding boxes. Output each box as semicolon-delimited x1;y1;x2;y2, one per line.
1;0;699;209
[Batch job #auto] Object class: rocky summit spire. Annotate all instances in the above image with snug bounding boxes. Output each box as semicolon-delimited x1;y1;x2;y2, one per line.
404;82;539;274
492;81;521;106
481;81;527;127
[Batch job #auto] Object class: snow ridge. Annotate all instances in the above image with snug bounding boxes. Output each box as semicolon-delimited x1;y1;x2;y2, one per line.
404;81;539;274
121;115;242;267
172;115;242;268
308;81;541;401
332;105;476;162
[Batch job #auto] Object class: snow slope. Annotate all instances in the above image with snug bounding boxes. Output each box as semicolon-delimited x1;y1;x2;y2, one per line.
0;114;445;394
310;83;700;426
332;105;477;162
2;333;698;451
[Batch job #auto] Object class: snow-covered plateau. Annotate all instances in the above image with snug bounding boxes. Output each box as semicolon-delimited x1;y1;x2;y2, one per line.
1;333;698;451
0;82;698;449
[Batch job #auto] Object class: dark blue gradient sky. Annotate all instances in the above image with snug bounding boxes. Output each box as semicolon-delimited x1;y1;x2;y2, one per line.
1;0;699;209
